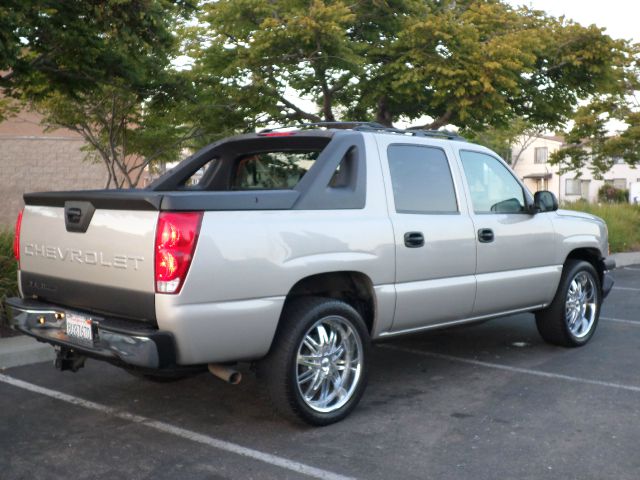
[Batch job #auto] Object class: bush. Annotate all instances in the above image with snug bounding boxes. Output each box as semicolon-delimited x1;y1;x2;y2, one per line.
598;184;629;203
0;230;18;320
563;201;640;253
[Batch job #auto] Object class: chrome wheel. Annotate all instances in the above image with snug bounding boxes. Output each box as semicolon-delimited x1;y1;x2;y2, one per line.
565;271;597;338
295;315;363;413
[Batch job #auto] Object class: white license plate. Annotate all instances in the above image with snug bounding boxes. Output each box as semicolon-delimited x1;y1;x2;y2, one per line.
65;313;93;342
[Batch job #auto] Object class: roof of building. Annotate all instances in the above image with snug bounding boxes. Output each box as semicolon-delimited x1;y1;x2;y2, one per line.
540;134;565;144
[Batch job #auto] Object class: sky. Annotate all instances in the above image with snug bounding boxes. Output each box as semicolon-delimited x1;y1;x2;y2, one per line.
505;0;639;43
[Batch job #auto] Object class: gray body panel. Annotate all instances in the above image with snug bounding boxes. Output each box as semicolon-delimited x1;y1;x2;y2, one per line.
374;136;477;331
16;131;610;366
156;133;396;363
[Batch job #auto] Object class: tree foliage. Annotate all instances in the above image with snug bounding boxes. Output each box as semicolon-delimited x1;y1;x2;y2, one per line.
2;0;638;185
0;0;188;98
34;80;251;187
549;87;640;177
461;118;545;165
190;0;634;131
1;0;249;187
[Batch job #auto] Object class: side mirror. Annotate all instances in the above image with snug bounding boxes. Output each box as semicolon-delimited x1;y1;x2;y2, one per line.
533;190;558;213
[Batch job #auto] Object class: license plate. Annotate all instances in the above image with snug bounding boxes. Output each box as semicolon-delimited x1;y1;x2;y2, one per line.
65;313;93;342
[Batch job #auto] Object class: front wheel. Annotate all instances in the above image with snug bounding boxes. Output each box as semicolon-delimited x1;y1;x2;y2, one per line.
535;259;602;347
259;297;370;426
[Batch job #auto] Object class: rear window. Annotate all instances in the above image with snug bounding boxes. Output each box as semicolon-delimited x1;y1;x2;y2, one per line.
164;135;332;192
231;151;320;190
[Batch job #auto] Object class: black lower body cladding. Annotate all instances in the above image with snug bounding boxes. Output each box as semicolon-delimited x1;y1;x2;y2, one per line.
21;271;156;322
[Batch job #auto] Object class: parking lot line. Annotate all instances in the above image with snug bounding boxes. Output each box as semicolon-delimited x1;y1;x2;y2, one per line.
0;373;355;480
380;345;640;393
612;286;640;292
602;316;640;326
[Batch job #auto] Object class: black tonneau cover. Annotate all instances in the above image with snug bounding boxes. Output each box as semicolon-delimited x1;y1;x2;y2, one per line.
24;189;301;211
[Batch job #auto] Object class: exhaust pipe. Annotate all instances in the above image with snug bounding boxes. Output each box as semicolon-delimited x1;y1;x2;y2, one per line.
208;364;242;385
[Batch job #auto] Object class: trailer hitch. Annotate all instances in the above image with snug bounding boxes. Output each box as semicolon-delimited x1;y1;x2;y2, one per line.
54;347;86;372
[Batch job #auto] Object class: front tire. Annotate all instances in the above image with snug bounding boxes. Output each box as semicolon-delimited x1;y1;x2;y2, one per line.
259;297;370;426
535;259;602;347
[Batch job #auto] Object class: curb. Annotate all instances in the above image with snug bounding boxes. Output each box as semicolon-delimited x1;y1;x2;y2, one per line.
0;336;55;370
611;252;640;268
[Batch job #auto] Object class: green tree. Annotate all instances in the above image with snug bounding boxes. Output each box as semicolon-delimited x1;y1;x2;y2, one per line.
0;0;189;99
31;71;251;187
549;91;640;177
0;1;248;187
191;0;634;131
461;118;545;165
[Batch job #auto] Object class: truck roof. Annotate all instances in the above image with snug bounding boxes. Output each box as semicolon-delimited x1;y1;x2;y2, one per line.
259;121;466;142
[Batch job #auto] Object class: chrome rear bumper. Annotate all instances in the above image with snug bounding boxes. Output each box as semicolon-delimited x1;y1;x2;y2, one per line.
3;297;176;370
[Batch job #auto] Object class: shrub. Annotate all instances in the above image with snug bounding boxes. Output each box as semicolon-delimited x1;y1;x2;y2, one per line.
563;201;640;253
598;184;629;203
0;230;18;322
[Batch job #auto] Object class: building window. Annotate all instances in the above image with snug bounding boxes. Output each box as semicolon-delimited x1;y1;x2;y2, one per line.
580;180;590;199
534;147;548;164
565;178;590;197
613;178;627;189
566;178;580;195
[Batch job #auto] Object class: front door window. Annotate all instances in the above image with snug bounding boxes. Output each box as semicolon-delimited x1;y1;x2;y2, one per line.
459;151;525;214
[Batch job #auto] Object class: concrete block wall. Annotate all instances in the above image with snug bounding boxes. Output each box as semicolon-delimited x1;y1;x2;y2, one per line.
0;136;108;227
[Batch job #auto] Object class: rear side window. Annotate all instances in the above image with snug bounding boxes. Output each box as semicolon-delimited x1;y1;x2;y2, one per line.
387;145;458;214
232;151;320;190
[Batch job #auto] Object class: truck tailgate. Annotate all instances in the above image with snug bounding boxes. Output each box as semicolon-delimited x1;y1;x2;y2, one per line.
19;204;158;321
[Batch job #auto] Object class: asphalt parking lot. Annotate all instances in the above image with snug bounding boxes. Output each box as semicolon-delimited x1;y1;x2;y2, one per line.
2;266;640;480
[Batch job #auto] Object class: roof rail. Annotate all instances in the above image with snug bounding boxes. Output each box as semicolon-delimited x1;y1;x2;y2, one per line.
260;121;386;133
260;121;466;141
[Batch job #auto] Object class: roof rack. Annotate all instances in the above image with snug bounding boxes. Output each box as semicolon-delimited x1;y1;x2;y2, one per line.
260;121;386;133
259;121;465;141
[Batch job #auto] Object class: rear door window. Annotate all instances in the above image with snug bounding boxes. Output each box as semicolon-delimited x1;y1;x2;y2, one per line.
387;145;458;214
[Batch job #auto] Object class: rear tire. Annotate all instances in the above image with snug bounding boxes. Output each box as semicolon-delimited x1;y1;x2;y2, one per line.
259;297;370;426
535;259;602;347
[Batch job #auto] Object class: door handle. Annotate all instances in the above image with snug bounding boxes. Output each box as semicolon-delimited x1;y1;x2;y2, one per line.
404;232;424;248
478;228;494;243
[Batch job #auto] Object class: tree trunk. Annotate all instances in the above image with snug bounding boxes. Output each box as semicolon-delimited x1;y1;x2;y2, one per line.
425;109;453;130
322;93;335;122
375;96;394;127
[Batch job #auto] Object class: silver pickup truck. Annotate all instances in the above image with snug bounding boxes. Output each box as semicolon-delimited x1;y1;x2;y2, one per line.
4;122;615;425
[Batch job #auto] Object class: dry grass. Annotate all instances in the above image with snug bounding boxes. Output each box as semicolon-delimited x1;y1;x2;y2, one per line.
562;201;640;253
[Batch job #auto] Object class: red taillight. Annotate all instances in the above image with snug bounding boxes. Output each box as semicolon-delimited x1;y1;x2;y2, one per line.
257;131;297;137
154;211;203;294
13;209;24;265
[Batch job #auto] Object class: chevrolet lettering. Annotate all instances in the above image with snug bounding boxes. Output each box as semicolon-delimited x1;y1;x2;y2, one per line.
23;244;144;270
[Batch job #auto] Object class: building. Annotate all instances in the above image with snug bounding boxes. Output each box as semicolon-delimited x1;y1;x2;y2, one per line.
511;135;640;203
0;107;109;227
